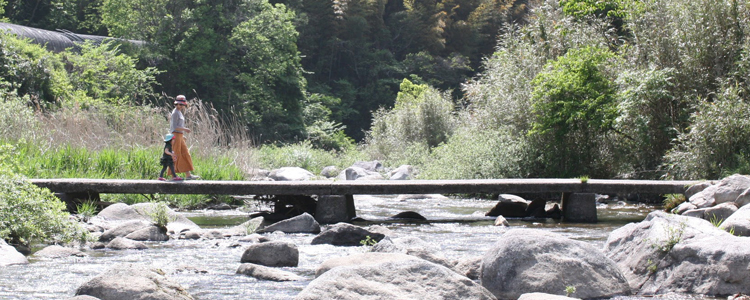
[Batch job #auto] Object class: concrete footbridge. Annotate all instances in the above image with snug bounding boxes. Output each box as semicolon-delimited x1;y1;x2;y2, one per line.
30;178;698;223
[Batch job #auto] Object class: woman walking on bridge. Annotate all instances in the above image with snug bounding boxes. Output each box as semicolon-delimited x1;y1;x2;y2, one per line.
169;95;200;180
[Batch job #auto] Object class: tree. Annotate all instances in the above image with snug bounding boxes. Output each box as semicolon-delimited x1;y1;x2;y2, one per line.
529;46;619;177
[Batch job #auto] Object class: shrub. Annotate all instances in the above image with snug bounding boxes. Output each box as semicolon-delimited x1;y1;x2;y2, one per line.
419;126;532;179
663;84;750;179
0;145;88;246
363;79;455;162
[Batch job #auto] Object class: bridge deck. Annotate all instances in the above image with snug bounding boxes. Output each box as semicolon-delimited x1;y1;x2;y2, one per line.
30;178;698;196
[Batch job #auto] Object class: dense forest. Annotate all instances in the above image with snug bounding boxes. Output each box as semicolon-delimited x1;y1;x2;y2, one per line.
1;0;750;181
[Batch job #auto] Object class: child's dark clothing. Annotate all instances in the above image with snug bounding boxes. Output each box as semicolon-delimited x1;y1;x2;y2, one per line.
159;141;176;178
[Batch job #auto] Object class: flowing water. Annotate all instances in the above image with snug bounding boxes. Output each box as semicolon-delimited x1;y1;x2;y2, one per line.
0;195;721;299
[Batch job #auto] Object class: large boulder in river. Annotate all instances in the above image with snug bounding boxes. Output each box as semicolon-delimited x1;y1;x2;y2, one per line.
337;166;384;181
687;175;750;209
240;241;299;267
236;263;304;281
485;194;529;217
0;239;27;266
94;203;199;236
720;203;750;236
269;167;315;181
481;228;630;300
311;223;386;246
75;263;194;300
604;210;750;296
33;245;86;258
371;236;456;269
258;212;320;234
315;252;419;277
107;237;148;250
296;255;496;300
98;220;151;242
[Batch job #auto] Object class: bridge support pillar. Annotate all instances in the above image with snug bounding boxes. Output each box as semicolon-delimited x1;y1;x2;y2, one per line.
315;195;356;224
561;192;597;223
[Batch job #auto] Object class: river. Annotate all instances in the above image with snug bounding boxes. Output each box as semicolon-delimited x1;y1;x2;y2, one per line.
0;195;721;299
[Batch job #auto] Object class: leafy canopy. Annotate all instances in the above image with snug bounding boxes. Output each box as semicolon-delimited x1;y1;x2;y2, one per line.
529;46;618;140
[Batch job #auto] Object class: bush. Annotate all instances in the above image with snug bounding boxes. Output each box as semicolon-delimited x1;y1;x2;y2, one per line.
0;145;88;247
419;126;532;179
363;79;455;162
663;84;750;179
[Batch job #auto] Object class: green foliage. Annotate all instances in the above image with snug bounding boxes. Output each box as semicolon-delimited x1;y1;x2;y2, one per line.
0;152;88;246
60;41;161;106
564;285;577;297
0;32;70;105
256;141;365;174
614;67;678;178
662;194;685;212
364;79;455;162
578;175;589;183
143;202;175;230
530;46;618;139
560;0;615;18
359;235;378;247
650;221;686;253
75;200;98;222
303;93;355;151
646;259;658;274
663;85;750;179
419;126;531;179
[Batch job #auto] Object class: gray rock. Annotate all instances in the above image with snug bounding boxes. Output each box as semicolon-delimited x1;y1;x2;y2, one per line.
296;257;496;300
685;181;714;200
311;223;385;246
227;217;264;236
454;256;482;280
337;166;383;181
486;194;529;217
735;188;750;207
682;208;705;219
713;174;750;204
240;241;298;267
494;215;508;227
131;203;200;235
99;220;151;242
107;237;148;250
258;212;320;234
605;211;750;295
125;224;170;241
371;236;456;269
720;203;750;236
352;160;383;172
0;239;28;266
269;167;314;181
236;263;304;281
481;228;630;300
75;263;193;300
67;296;101;300
33;245;86;258
390;211;426;220
387;165;414;180
238;233;271;243
518;293;580;300
320;166;339;178
703;202;738;222
315;252;420;277
96;203;149;222
672;201;697;215
689;184;719;208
